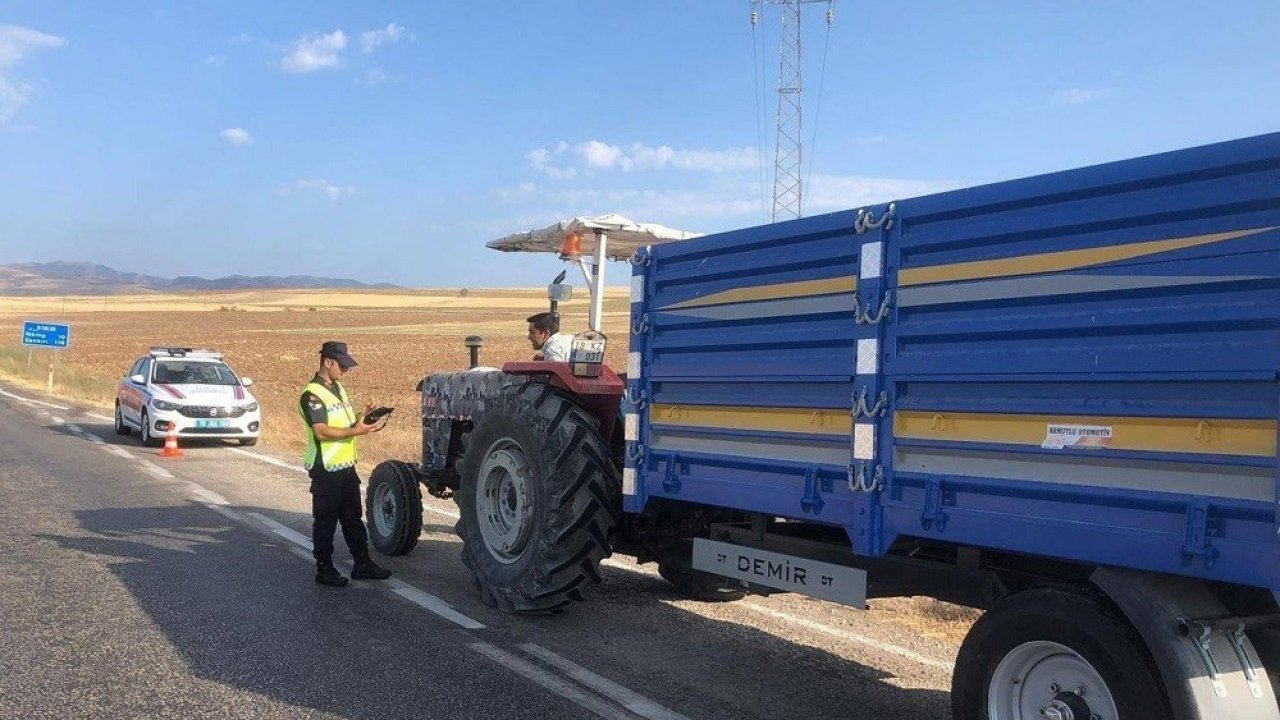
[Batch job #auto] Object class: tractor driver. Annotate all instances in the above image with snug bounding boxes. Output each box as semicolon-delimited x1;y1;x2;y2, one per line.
526;312;573;362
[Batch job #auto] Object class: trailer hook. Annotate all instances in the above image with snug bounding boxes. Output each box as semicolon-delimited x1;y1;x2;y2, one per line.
631;313;650;336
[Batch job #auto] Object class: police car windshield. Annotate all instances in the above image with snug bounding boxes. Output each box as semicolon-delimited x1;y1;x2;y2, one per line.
153;361;239;386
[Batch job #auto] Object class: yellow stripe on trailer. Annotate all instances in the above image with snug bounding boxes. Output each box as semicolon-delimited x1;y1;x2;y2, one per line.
650;403;852;436
894;410;1277;457
898;227;1272;287
661;276;857;310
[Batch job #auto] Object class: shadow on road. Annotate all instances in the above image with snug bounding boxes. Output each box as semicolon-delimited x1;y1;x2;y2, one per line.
39;500;950;720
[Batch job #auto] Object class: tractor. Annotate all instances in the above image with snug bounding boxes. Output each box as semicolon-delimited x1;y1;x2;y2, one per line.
363;214;737;611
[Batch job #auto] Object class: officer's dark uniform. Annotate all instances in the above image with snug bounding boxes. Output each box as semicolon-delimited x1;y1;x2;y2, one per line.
300;341;390;586
300;376;369;569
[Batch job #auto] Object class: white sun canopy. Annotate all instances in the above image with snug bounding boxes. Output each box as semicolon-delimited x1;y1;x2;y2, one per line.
488;213;701;333
487;213;702;260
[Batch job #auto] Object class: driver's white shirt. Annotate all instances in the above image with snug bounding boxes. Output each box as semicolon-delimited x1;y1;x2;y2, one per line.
540;333;573;362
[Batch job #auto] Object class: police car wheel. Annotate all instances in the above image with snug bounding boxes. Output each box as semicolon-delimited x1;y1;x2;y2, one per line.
139;410;161;448
365;460;423;556
114;402;130;436
455;382;619;614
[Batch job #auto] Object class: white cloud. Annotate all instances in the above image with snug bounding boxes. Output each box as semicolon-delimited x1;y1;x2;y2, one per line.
495;173;957;224
1052;88;1112;106
205;54;226;66
281;30;347;74
229;33;251;46
525;147;577;179
360;23;408;53
358;69;388;87
281;178;357;201
527;139;758;176
219;127;252;146
804;174;959;214
0;25;67;124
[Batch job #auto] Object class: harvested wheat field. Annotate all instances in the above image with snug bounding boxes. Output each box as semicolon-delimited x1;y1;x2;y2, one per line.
0;288;630;467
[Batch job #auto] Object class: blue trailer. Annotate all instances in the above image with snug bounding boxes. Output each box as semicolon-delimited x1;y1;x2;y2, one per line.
370;132;1280;720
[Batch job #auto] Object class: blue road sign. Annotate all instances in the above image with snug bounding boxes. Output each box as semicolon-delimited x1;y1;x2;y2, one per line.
21;321;70;349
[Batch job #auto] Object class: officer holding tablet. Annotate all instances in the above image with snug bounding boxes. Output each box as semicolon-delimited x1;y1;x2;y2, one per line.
298;340;394;587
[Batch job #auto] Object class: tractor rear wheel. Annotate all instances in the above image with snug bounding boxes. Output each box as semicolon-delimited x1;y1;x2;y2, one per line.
455;382;618;613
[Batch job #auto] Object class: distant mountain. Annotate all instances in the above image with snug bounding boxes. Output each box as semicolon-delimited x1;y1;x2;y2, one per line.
0;262;399;295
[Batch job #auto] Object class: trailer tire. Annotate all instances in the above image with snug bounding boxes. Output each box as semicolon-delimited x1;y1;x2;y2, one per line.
455;382;618;613
952;588;1170;720
657;540;747;602
366;460;423;556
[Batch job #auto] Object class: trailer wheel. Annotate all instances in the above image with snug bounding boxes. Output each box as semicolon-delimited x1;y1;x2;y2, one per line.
456;382;618;613
952;588;1169;720
657;540;747;602
366;460;423;556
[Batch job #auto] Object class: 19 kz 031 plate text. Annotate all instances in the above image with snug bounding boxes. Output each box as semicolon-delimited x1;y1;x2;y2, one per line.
691;538;867;608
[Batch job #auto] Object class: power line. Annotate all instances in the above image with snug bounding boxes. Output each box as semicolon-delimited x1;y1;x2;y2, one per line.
750;0;834;222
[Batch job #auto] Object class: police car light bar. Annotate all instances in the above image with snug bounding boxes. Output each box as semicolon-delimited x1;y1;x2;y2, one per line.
149;346;223;359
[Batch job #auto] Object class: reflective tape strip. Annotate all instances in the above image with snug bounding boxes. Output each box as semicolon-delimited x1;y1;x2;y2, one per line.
631;275;644;302
854;423;876;460
622;467;637;495
625;413;638;442
628;352;642;378
856;339;879;375
860;241;883;280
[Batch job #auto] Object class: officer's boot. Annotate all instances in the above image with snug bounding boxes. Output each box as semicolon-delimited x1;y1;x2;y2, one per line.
351;553;392;580
315;562;349;587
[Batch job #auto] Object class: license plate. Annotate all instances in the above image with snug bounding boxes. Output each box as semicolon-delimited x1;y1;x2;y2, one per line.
692;538;868;608
194;419;230;429
570;338;606;364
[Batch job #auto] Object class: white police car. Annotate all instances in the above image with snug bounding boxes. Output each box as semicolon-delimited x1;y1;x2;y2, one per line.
114;347;262;447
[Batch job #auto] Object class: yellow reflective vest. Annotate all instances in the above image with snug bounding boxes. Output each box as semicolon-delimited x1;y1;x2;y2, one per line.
300;380;357;471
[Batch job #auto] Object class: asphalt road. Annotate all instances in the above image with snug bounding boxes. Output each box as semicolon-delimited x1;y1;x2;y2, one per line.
0;383;958;719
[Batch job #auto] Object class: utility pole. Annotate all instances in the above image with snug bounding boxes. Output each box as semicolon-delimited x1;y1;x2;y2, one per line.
752;0;833;221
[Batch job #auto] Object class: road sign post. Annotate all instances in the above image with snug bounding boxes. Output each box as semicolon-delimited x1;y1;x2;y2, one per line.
21;321;70;391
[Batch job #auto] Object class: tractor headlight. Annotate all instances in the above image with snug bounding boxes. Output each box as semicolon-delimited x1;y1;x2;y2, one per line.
152;400;179;412
242;402;259;412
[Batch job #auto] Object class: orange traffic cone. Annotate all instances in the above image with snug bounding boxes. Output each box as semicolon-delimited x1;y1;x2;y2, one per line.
159;425;183;458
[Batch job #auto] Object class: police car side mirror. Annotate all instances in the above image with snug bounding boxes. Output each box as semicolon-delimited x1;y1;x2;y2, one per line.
241;377;254;387
130;374;145;385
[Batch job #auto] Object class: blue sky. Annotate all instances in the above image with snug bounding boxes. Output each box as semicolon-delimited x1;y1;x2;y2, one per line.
1;2;1278;288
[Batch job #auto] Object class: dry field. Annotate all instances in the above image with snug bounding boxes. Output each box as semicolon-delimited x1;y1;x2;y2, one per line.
0;288;631;466
0;287;978;642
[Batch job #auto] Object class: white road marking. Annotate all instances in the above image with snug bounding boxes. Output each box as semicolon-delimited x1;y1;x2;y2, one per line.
520;643;690;720
227;447;306;473
0;387;69;410
739;601;956;673
247;512;314;550
469;643;637;720
139;461;175;479
51;416;65;424
86;412;113;422
203;503;243;522
103;445;133;459
423;504;460;520
188;483;229;506
384;579;486;630
244;510;486;630
603;557;660;579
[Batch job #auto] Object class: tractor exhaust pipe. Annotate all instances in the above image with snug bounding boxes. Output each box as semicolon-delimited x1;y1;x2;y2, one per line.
464;335;484;369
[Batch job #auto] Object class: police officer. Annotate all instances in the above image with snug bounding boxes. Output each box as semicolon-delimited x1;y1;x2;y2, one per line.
299;341;392;587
